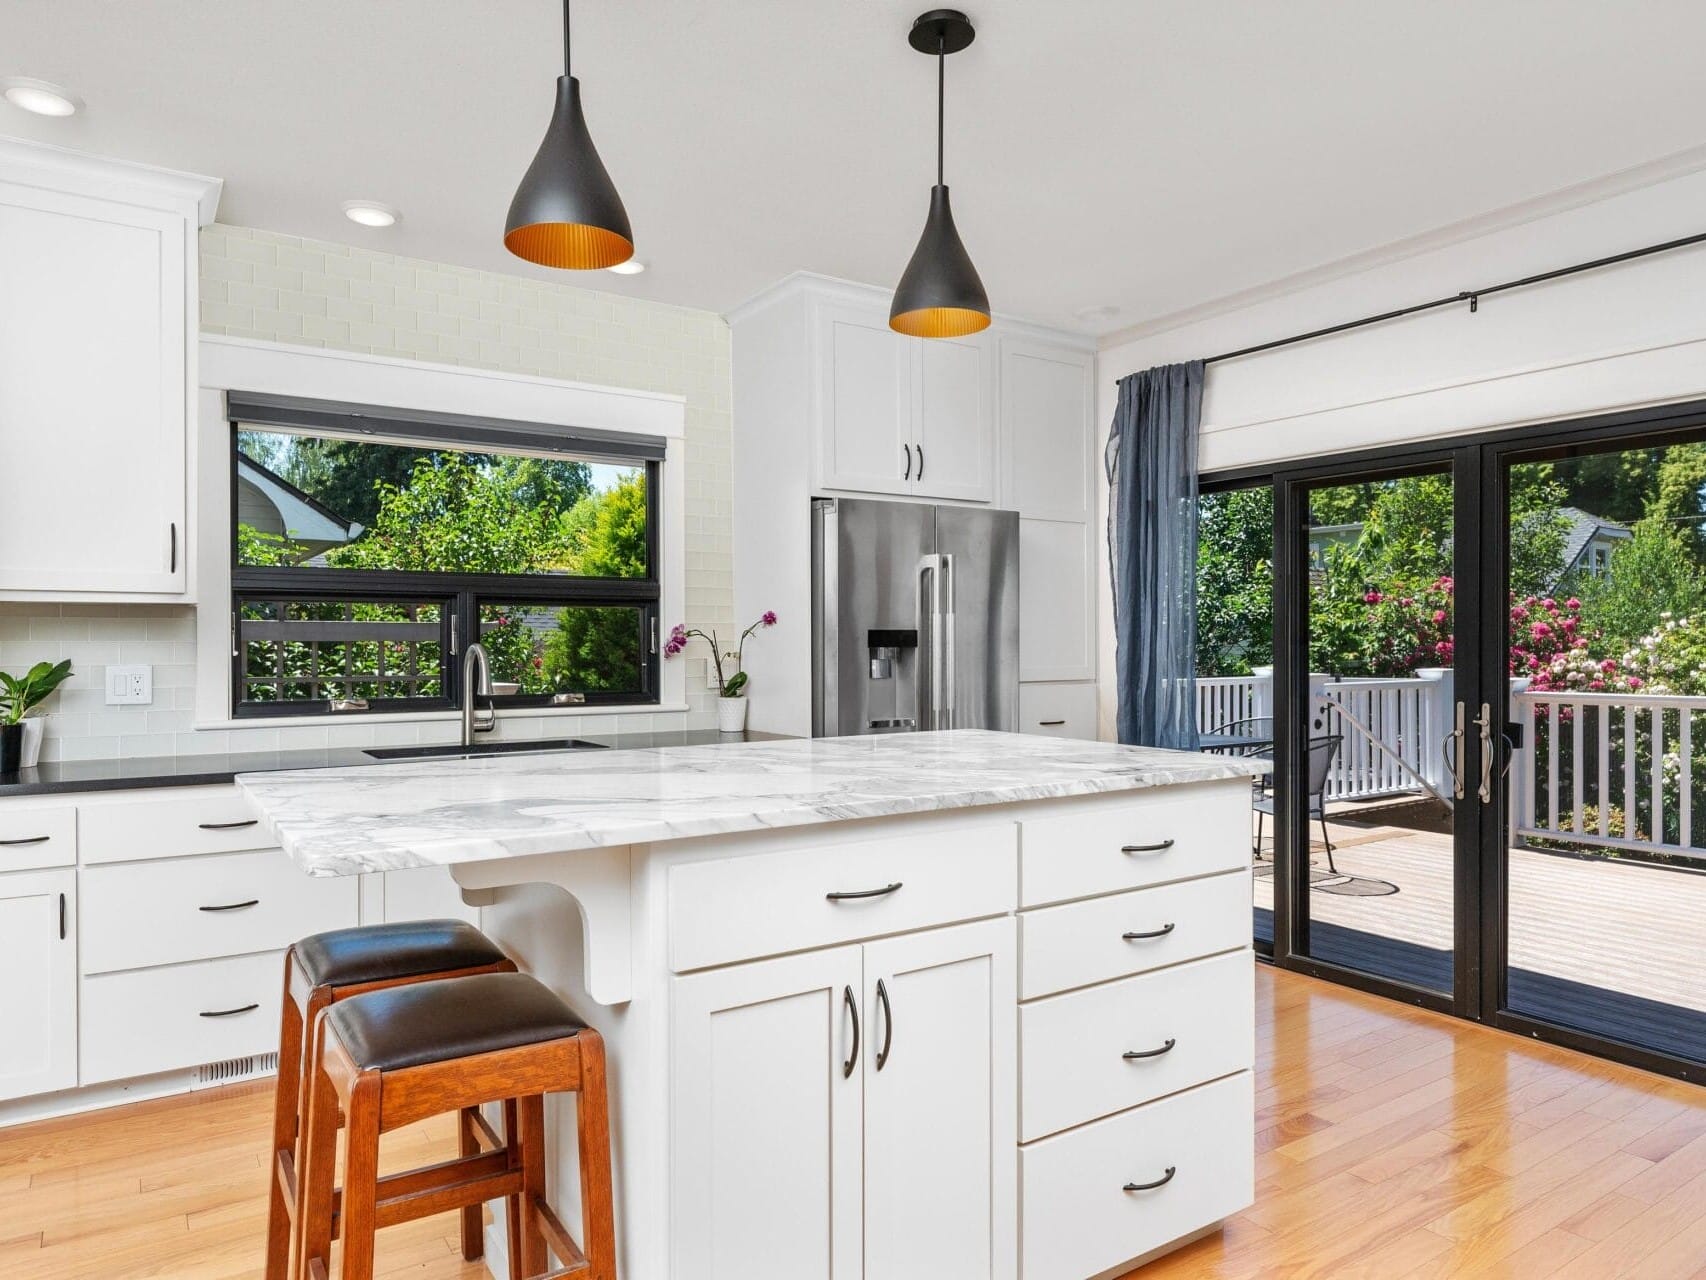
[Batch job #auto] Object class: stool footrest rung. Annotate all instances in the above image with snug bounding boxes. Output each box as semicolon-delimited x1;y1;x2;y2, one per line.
374;1164;522;1230
532;1193;591;1275
468;1107;505;1152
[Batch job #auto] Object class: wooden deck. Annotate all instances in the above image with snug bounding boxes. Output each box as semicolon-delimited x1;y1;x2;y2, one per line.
1252;808;1706;1060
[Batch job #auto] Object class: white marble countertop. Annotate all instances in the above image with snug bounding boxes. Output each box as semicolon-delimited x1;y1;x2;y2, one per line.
238;729;1263;877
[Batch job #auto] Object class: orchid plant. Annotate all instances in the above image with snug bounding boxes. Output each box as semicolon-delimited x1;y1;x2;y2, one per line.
664;611;777;698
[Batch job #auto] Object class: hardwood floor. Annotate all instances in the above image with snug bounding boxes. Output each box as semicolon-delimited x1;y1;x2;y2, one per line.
2;965;1703;1278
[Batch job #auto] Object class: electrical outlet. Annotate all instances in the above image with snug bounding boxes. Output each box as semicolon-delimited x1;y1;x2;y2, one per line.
105;664;153;706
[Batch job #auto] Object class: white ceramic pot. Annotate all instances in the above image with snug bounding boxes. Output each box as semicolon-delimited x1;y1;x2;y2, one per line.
717;695;748;733
20;717;44;769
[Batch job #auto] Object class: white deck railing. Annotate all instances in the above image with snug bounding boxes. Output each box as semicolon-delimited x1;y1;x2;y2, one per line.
1510;687;1706;858
1196;670;1451;802
1197;673;1705;858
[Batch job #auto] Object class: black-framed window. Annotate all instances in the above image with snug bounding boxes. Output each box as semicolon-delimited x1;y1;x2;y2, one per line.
228;394;662;718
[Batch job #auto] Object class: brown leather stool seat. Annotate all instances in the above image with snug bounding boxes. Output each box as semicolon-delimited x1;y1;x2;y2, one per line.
292;919;507;989
325;972;586;1072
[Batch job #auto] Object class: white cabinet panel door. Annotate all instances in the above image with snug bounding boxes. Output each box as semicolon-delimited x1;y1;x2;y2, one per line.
671;945;864;1280
0;869;76;1101
818;305;912;496
863;917;1016;1280
1001;339;1094;519
1019;517;1097;682
914;332;994;502
0;182;185;594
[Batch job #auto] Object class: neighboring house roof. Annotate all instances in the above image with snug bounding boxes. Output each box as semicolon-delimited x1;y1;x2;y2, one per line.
1556;506;1632;576
236;455;364;557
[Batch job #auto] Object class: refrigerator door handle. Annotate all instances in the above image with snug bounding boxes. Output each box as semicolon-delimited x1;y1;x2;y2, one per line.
941;552;956;730
917;553;945;730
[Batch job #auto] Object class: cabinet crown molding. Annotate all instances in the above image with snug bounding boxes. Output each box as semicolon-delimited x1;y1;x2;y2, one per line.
726;270;1096;351
0;135;221;224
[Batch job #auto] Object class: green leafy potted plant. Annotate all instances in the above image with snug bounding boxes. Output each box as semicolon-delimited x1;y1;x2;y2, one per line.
663;611;777;731
1;660;73;772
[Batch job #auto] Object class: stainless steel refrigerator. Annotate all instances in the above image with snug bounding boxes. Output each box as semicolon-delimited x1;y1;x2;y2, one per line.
811;497;1019;736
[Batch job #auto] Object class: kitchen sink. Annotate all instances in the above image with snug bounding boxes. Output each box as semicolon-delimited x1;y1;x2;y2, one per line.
363;738;610;761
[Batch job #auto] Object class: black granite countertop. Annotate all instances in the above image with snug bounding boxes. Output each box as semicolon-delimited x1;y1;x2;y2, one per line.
0;728;792;798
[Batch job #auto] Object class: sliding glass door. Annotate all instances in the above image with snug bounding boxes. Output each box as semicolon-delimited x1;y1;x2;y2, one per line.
1225;400;1706;1080
1291;465;1465;998
1491;427;1706;1070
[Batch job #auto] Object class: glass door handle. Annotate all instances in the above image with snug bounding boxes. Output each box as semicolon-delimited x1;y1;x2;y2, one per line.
1441;699;1466;801
1471;702;1494;803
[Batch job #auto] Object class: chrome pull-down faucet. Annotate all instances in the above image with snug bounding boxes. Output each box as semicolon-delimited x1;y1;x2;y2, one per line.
461;642;496;745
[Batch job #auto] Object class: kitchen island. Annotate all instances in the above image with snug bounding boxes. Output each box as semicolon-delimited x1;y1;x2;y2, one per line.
240;730;1261;1280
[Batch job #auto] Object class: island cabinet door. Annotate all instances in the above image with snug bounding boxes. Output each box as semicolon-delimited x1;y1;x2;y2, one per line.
670;944;865;1280
863;917;1017;1280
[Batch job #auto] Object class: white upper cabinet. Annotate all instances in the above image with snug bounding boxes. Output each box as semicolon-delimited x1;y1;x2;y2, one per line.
813;293;995;502
818;303;914;497
913;331;995;502
1001;339;1096;519
0;142;218;600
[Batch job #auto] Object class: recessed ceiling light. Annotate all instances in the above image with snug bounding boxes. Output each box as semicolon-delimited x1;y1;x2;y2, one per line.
342;200;400;228
606;259;646;275
2;77;83;117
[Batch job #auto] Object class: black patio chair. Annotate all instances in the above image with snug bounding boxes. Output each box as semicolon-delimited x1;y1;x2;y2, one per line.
1253;733;1343;874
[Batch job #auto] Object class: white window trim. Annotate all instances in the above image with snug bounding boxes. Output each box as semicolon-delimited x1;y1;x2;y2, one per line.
193;335;688;729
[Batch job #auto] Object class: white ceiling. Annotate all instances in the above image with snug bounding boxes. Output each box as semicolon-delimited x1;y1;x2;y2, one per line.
6;1;1706;336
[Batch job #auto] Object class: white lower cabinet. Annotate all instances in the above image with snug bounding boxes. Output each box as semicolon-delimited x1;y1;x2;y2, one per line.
670;917;1017;1280
1020;1071;1255;1280
81;949;283;1084
0;869;77;1102
671;943;864;1280
863;919;1016;1280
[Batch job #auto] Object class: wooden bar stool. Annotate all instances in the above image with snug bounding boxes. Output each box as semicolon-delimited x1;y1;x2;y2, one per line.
297;970;616;1280
264;920;516;1280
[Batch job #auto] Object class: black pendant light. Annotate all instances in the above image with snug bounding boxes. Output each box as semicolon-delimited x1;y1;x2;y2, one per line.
889;9;990;339
505;0;634;270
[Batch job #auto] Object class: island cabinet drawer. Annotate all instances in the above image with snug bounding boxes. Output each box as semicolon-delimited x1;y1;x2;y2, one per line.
1020;871;1250;1000
1021;1071;1254;1280
81;950;283;1084
79;787;271;865
80;849;359;976
1020;949;1253;1141
1019;781;1248;908
668;823;1017;972
0;805;76;870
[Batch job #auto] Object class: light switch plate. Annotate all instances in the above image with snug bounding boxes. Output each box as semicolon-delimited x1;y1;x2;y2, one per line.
105;664;153;705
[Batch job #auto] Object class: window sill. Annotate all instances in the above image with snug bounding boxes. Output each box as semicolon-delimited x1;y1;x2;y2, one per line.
193;701;690;733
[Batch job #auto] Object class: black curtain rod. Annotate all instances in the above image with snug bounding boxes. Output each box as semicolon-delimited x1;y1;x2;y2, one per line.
1202;227;1706;366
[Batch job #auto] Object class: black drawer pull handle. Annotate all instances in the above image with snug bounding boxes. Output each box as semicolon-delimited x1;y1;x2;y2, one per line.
1123;1167;1177;1192
842;985;860;1078
0;835;51;846
1038;719;1066;726
1122;923;1176;941
199;1003;259;1018
1122;1038;1177;1060
1120;839;1175;854
826;882;903;901
199;899;260;913
199;819;259;831
875;978;893;1072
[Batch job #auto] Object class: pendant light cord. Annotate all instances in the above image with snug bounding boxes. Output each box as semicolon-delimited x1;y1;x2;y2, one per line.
563;0;572;76
936;37;945;186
